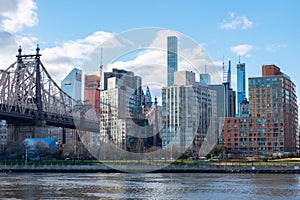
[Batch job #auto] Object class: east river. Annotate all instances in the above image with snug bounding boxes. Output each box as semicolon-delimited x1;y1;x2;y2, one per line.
0;173;299;199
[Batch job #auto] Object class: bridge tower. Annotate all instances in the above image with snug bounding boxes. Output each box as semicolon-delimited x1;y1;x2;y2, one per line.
6;45;47;143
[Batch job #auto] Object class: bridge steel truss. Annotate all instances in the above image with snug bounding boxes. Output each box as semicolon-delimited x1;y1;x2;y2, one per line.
0;46;98;132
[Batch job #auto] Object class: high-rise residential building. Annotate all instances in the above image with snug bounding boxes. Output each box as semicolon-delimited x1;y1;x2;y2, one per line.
209;82;236;119
84;74;100;113
237;62;246;116
212;60;236;119
100;69;144;149
228;88;236;118
208;83;236;146
61;68;83;102
167;36;178;86
220;65;298;157
249;65;298;153
103;68;142;113
162;71;217;154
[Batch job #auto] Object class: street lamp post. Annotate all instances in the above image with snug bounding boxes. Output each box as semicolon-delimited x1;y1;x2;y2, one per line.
25;148;28;165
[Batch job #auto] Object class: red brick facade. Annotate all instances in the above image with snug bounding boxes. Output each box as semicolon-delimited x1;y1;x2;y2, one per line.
220;65;298;157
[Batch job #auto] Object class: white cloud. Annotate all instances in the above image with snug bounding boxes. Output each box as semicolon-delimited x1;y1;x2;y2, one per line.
230;44;253;56
0;31;37;70
220;12;253;30
105;30;220;86
0;26;222;101
104;29;223;104
0;0;38;33
0;29;116;85
41;31;115;83
0;0;39;70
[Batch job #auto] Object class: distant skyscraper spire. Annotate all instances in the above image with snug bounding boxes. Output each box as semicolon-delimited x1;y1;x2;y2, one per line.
222;56;228;83
167;36;178;86
200;64;211;84
227;60;231;88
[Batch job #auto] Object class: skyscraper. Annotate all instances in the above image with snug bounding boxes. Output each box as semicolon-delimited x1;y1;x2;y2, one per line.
84;74;100;113
100;68;143;149
208;82;236;119
60;68;83;145
200;73;211;84
162;71;217;155
61;68;82;102
167;36;178;86
143;86;152;109
104;68;142;112
248;65;298;153
237;62;246;116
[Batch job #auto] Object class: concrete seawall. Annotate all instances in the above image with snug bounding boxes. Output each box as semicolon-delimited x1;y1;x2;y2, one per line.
1;164;300;173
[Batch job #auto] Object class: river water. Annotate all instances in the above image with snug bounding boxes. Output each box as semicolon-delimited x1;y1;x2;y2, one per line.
0;173;299;199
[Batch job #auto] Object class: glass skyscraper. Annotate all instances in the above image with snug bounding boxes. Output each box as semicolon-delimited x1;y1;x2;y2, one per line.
167;36;178;86
200;73;211;84
61;68;82;102
237;62;246;116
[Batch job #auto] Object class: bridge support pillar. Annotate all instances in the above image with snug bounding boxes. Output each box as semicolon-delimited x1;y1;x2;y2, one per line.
7;124;48;143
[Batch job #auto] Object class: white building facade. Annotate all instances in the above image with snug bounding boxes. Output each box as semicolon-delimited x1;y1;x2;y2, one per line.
162;71;217;151
100;70;143;149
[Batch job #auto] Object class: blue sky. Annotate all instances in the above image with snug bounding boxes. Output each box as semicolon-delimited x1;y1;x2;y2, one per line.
0;0;300;104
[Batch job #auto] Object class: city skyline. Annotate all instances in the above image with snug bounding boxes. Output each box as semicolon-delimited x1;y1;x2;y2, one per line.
0;1;299;109
0;2;300;198
0;1;299;144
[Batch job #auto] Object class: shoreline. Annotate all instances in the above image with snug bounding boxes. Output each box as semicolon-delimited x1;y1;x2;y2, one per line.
1;164;300;174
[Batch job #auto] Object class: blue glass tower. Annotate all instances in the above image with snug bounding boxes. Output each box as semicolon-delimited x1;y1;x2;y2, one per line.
61;68;82;102
237;62;246;116
200;73;211;84
167;36;178;86
144;86;152;108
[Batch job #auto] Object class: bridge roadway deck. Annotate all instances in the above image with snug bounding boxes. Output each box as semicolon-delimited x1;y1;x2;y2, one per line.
0;103;99;132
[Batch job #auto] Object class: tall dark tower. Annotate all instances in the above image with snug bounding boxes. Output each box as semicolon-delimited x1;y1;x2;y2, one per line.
227;60;231;88
167;36;178;86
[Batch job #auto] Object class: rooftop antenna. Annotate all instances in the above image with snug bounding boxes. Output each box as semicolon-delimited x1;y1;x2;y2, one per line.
238;54;241;64
205;65;207;73
222;56;226;83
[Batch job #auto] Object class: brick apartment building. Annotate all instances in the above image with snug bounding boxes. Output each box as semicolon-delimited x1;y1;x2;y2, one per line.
220;65;298;157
